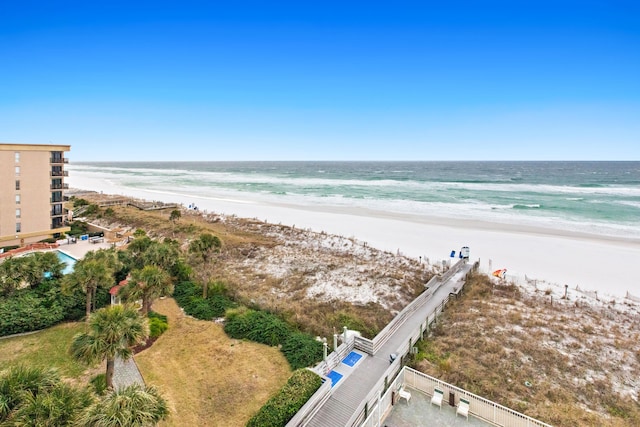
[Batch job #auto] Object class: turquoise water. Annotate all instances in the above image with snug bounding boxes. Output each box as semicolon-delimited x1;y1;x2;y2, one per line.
56;251;77;275
70;161;640;240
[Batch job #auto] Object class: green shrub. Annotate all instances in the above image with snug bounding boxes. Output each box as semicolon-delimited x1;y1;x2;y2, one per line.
246;369;322;427
68;221;89;237
173;281;235;320
73;198;89;207
225;310;291;346
208;294;234;318
148;310;168;323
185;298;217;320
173;281;198;302
0;281;104;336
0;293;64;336
84;204;99;216
90;374;107;395
224;309;322;369
148;317;168;338
281;333;323;370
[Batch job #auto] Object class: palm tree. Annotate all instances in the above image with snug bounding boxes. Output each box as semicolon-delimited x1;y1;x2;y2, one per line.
123;265;173;315
142;240;179;273
63;259;113;320
63;248;122;319
22;251;65;286
188;233;222;298
188;233;221;263
10;381;92;426
79;384;168;426
169;209;181;223
0;365;60;422
70;305;148;389
0;257;24;296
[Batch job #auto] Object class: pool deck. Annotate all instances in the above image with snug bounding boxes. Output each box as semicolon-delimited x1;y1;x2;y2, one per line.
56;238;112;259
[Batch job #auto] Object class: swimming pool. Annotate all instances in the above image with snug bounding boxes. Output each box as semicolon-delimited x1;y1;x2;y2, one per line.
56;250;77;275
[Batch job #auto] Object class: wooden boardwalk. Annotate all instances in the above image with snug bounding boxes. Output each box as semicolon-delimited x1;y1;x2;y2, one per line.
305;262;473;427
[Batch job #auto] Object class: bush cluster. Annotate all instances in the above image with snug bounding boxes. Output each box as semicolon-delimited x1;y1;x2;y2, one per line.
224;309;322;370
148;311;169;338
67;220;89;237
0;284;108;337
246;369;322;427
173;281;235;320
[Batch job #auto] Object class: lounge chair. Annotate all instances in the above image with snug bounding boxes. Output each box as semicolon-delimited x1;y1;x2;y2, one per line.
398;387;411;404
430;388;443;410
456;397;470;420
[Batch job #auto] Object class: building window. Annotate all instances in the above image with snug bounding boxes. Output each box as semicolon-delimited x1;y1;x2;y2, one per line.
15;166;20;176
16;223;21;233
16;208;21;218
16;194;21;204
15;152;20;162
15;180;20;190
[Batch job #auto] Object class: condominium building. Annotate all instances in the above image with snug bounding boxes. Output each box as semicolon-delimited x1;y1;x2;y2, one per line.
0;143;71;248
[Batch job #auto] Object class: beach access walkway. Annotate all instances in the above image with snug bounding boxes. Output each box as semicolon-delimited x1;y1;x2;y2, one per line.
302;260;474;427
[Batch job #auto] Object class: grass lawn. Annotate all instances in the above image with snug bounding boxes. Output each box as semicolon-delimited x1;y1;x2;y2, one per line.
0;322;96;380
135;298;292;427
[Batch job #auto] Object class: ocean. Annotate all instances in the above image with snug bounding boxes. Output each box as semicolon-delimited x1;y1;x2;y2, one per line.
68;161;640;241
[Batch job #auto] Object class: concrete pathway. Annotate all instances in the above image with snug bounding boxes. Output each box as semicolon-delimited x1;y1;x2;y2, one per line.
112;356;145;390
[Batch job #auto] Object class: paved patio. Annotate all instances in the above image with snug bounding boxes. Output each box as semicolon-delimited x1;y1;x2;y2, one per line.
56;238;112;259
383;387;492;427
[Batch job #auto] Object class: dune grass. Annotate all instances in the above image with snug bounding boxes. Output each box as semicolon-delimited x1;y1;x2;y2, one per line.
413;273;640;427
0;322;92;379
135;298;291;427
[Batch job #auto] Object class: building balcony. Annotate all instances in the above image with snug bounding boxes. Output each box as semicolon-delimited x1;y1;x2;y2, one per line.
50;170;69;177
51;198;64;204
50;157;69;164
50;183;70;190
51;206;64;216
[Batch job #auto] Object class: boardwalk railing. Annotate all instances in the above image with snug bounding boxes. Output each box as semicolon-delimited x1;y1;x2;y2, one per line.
345;351;405;426
285;377;333;427
344;262;478;426
356;259;469;356
360;367;553;427
312;339;355;377
293;259;478;426
346;293;454;426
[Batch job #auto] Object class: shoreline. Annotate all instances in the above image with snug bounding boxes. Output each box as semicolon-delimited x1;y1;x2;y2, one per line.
67;175;640;299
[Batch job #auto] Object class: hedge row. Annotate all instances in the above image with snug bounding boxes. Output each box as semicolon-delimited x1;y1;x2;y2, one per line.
0;284;109;337
246;369;322;427
173;281;235;320
224;309;323;370
172;282;322;369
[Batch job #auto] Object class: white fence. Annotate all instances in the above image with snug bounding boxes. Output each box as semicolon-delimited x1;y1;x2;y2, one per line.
361;367;553;427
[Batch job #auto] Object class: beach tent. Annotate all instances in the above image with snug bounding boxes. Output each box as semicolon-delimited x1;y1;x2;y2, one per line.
492;268;507;279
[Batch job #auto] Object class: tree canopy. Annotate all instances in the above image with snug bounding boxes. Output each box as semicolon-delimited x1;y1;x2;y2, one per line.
70;305;148;389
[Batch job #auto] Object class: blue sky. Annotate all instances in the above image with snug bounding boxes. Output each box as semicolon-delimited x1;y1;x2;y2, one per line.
1;1;639;161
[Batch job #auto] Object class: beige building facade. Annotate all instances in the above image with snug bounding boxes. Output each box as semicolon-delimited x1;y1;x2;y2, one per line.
0;143;71;248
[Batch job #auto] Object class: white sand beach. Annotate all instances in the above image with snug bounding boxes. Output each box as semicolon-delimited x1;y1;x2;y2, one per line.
68;174;640;299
